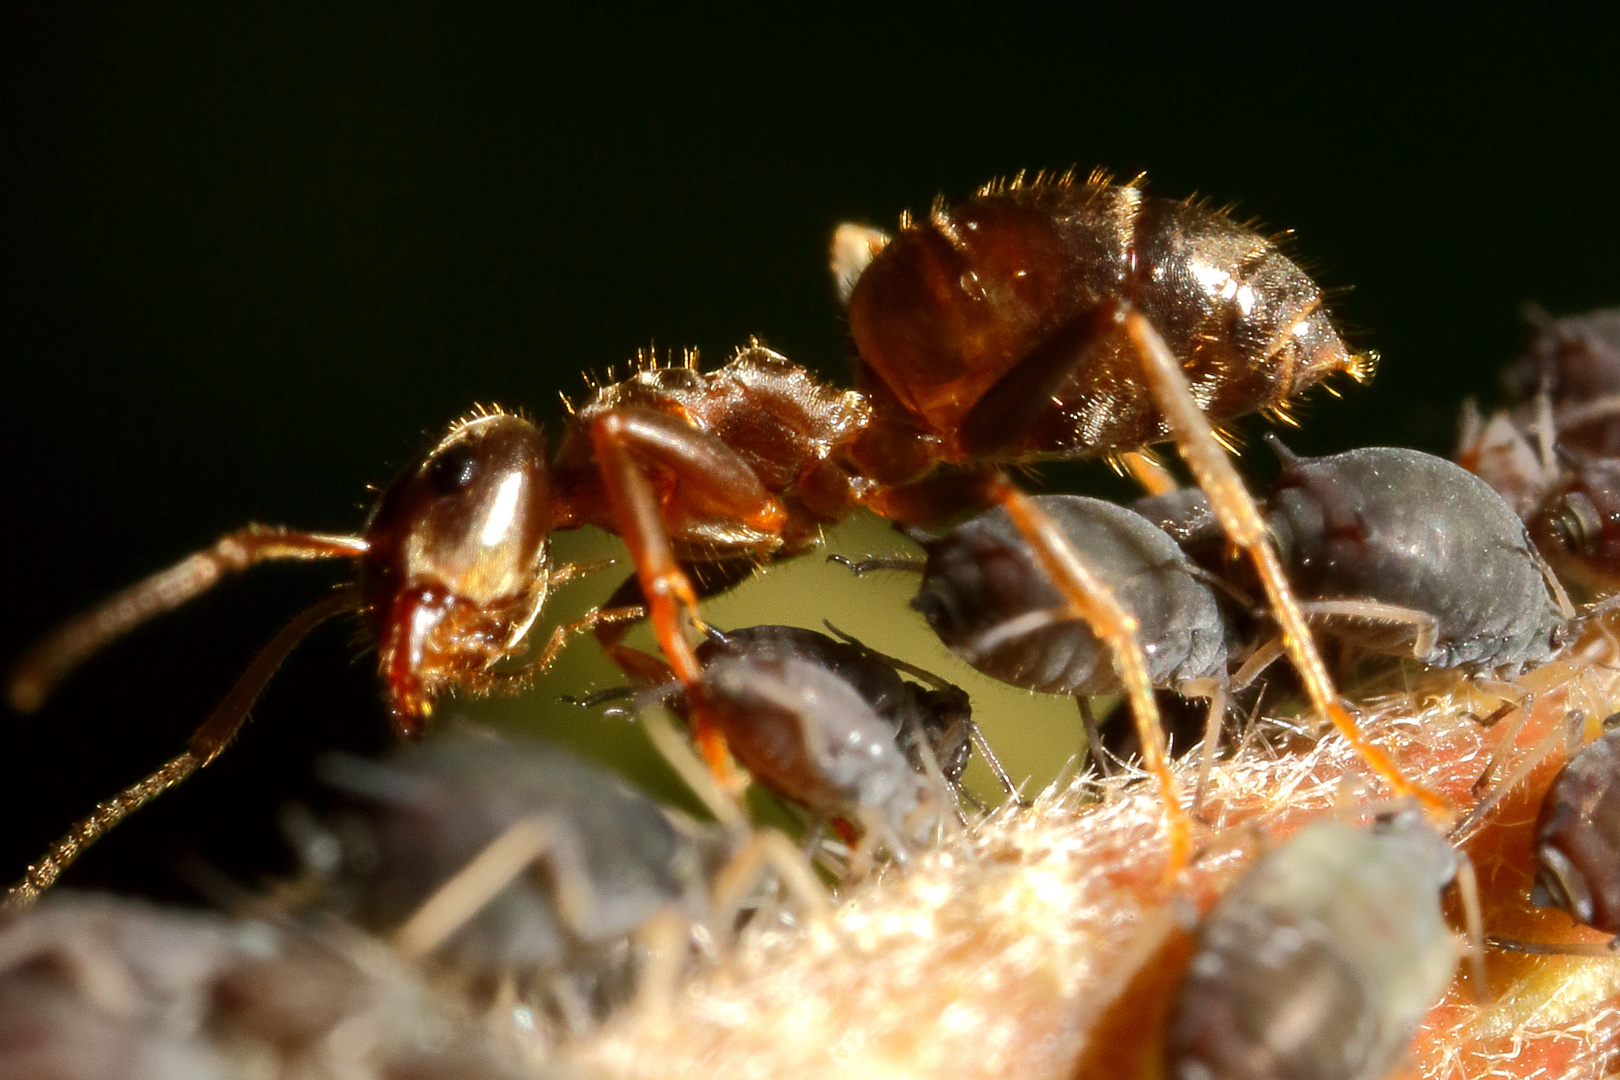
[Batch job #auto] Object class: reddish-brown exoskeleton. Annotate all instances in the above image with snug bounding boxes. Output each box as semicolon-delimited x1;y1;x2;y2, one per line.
7;169;1410;904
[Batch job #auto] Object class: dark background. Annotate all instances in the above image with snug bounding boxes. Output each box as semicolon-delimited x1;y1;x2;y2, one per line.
3;6;1617;901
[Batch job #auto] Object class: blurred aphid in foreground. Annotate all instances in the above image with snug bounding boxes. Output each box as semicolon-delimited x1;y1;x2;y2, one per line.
304;727;823;1043
1167;814;1475;1080
0;892;539;1080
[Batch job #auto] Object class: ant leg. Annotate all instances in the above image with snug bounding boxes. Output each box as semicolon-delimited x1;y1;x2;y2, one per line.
1122;311;1440;813
989;477;1192;871
530;605;648;672
8;526;367;713
1119;450;1178;496
589;409;786;784
4;590;356;909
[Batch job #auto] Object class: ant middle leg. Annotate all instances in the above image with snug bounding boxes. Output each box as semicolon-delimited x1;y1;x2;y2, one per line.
986;477;1193;871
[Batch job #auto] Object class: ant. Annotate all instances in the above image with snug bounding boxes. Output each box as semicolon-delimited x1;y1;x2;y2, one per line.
1166;812;1483;1080
6;168;1400;902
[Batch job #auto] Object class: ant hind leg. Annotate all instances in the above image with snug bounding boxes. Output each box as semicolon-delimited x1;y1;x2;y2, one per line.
1121;310;1443;816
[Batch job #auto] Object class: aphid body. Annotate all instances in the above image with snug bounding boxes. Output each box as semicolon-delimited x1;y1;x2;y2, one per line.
1167;815;1461;1080
1261;444;1568;675
314;729;718;1022
909;494;1231;698
690;643;941;852
694;624;976;785
1530;724;1620;934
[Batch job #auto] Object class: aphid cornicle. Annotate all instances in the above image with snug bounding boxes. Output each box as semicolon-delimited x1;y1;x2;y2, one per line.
1167;814;1463;1080
6;170;1398;902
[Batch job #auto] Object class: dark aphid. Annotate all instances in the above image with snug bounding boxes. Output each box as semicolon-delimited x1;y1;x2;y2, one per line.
6;170;1397;899
1262;441;1570;676
1530;723;1620;935
1501;307;1620;457
688;646;945;858
1167;814;1462;1080
0;893;533;1080
311;728;721;1032
1528;457;1620;595
1455;308;1620;594
909;494;1230;700
695;624;995;789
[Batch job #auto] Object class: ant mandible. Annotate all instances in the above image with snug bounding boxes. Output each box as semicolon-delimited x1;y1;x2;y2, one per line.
6;168;1407;903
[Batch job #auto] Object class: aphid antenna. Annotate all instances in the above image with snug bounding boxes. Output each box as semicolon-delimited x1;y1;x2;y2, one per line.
825;553;924;578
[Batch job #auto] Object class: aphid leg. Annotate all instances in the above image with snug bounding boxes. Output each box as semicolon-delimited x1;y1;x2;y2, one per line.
988;477;1191;871
638;707;750;836
1468;680;1534;796
7;526;368;713
1118;449;1178;496
1122;311;1441;813
1453;852;1490;998
1231;636;1285;690
1450;706;1575;846
1077;697;1114;778
1179;678;1228;816
589;409;787;787
392;813;596;960
3;591;356;909
1292;599;1442;661
631;906;693;1029
708;827;832;938
827;554;927;576
967;721;1023;805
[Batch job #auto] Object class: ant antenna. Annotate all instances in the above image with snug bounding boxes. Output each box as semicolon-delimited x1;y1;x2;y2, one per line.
5;588;360;909
8;527;368;713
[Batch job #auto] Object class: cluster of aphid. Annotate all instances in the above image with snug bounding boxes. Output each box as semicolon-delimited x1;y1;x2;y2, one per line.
7;169;1620;1079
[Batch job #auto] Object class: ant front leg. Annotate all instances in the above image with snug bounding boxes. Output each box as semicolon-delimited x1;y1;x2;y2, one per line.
1120;310;1442;814
588;408;787;785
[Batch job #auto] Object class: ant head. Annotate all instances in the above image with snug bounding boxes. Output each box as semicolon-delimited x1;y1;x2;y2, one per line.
1532;458;1620;594
361;412;554;736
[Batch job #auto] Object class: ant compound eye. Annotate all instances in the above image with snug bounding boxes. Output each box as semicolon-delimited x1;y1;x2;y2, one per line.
1549;491;1602;557
428;442;481;494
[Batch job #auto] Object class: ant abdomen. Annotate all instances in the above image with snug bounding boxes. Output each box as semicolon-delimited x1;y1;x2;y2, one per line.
911;494;1230;696
844;175;1368;468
